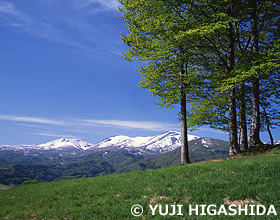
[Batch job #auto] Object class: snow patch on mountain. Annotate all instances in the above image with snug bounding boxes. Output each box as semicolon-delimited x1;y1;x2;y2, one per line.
264;140;280;145
94;134;151;149
95;131;199;153
201;139;209;148
38;138;94;150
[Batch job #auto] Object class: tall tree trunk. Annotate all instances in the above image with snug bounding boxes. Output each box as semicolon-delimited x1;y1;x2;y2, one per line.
239;83;248;151
180;60;191;164
267;122;274;146
248;0;262;148
227;6;240;156
248;78;262;147
228;88;240;156
261;103;274;145
180;85;190;164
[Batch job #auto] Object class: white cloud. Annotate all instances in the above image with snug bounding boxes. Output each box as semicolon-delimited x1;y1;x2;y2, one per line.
0;1;32;26
0;114;179;132
0;1;21;17
92;0;120;10
0;1;122;54
14;123;42;128
0;2;60;39
33;133;80;139
0;115;68;126
75;0;120;11
82;119;179;131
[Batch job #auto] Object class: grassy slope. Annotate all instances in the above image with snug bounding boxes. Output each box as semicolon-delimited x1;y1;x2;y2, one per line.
0;184;10;191
1;145;280;220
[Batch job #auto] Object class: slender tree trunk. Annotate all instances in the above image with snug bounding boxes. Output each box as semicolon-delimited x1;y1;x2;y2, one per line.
227;6;240;156
228;88;240;156
239;83;248;151
248;78;262;147
261;104;274;145
267;124;274;146
180;84;190;164
248;0;262;148
266;119;274;146
180;59;191;164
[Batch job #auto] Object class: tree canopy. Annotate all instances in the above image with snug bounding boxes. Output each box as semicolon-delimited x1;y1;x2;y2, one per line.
119;0;280;160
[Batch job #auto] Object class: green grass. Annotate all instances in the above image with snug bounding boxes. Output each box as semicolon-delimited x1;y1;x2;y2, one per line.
1;145;280;219
0;184;10;191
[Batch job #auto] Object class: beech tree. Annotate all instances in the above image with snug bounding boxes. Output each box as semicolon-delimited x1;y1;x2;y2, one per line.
183;1;244;155
119;0;212;164
182;0;280;155
246;0;280;147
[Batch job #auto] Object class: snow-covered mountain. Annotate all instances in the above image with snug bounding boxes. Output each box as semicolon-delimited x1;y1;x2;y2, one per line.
95;131;199;153
0;131;199;154
0;135;230;186
38;138;94;151
0;138;94;152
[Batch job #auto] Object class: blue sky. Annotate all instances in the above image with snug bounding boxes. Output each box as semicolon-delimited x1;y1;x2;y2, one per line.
0;0;278;145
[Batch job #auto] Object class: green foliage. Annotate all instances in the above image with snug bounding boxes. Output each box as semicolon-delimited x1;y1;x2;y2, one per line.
0;145;279;219
187;92;230;132
184;1;280;141
119;0;212;108
120;0;280;150
22;180;39;185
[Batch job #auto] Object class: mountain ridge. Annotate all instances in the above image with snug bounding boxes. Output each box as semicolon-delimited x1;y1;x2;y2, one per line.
0;131;231;186
0;137;229;185
0;131;200;154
